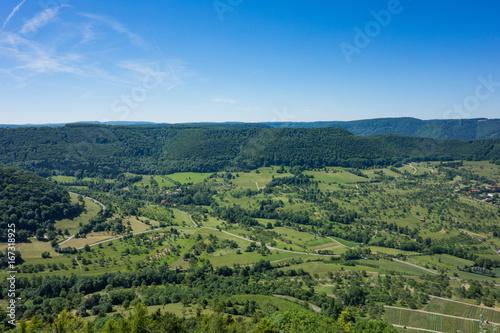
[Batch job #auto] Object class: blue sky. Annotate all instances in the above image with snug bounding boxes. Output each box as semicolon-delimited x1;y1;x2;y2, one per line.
0;0;499;124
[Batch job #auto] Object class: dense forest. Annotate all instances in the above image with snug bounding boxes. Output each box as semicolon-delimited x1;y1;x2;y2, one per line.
267;118;500;140
0;166;82;241
0;125;499;178
2;117;499;140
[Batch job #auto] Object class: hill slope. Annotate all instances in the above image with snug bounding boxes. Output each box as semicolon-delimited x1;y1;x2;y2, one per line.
1;118;499;140
0;166;81;241
1;125;499;177
266;118;500;140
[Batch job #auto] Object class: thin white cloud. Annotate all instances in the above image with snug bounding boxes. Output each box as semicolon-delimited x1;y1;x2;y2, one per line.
1;0;26;32
0;9;189;94
19;5;67;35
0;32;83;77
213;98;238;104
78;12;145;47
80;23;95;44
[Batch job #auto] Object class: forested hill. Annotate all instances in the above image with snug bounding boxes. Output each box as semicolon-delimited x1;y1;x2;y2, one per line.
1;118;499;140
0;166;81;241
266;118;500;140
0;125;499;177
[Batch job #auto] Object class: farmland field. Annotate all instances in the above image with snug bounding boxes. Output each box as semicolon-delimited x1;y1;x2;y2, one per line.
384;306;483;333
167;172;213;184
423;298;500;323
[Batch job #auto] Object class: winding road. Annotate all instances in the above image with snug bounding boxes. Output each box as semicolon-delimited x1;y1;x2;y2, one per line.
68;192;106;211
57;193;107;247
409;163;418;175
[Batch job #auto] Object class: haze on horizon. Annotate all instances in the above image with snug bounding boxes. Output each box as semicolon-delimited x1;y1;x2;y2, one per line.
0;0;499;125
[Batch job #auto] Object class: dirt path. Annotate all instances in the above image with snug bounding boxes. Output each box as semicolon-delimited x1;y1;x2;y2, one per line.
391;324;443;333
255;182;259;191
326;236;348;248
392;258;439;275
460;230;499;256
57;234;75;247
75;228;164;249
68;192;106;211
75;257;82;272
188;214;198;227
409;163;417;175
202;226;339;257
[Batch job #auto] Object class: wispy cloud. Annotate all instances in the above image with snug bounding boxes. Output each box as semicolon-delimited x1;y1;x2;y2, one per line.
78;12;145;47
1;0;26;32
80;23;95;44
19;5;67;35
0;32;83;75
0;7;188;94
212;98;238;104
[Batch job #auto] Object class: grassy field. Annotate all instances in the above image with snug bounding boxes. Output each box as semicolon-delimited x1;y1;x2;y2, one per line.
424;298;500;323
353;258;436;277
0;239;62;259
140;205;176;224
50;176;114;184
171;227;308;269
62;232;117;249
54;192;102;234
367;246;420;256
154;176;176;188
167;172;213;184
329;236;359;248
274;257;431;277
231;167;293;190
304;169;370;184
85;302;215;322
384;306;483;333
229;294;310;313
126;215;160;231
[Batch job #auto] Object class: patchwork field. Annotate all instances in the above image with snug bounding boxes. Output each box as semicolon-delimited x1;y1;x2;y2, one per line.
384;306;482;333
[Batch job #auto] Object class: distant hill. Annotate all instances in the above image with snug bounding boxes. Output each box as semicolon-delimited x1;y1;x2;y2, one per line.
0;118;498;140
0;166;81;241
0;125;499;177
266;118;500;140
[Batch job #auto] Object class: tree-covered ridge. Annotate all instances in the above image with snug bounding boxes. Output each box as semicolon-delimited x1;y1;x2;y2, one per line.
1;117;499;140
0;125;499;177
267;117;500;140
0;166;81;241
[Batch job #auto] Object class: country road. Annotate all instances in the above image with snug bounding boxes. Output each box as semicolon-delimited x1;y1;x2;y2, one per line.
392;258;439;275
57;235;75;247
69;192;106;211
75;228;164;249
57;193;107;247
191;215;339;257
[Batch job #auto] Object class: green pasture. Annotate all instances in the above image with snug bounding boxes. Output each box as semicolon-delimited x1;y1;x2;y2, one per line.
424;298;500;323
167;172;213;184
54;192;102;234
